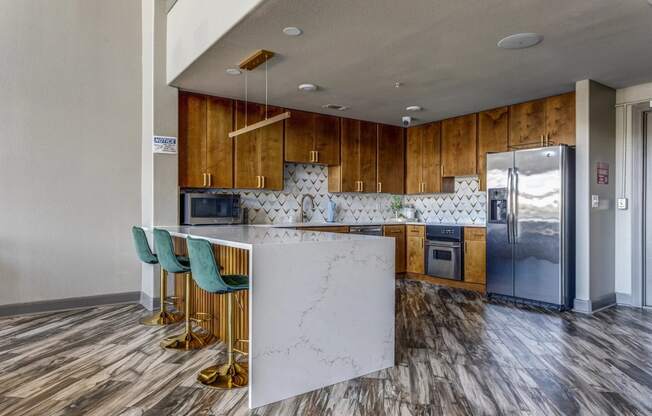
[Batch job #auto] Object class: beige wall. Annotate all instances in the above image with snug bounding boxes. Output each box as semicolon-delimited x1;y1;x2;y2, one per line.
0;0;142;305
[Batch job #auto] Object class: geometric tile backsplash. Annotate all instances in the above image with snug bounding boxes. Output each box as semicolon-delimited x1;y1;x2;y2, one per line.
213;163;486;225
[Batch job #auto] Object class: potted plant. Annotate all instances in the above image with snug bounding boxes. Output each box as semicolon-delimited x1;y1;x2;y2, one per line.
390;195;403;220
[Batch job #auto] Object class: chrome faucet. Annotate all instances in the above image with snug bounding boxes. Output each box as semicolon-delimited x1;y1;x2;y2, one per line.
299;194;315;223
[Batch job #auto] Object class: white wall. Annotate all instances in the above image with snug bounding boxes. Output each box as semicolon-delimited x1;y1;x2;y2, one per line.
0;0;142;305
166;0;263;84
614;82;652;306
574;80;617;312
141;0;179;309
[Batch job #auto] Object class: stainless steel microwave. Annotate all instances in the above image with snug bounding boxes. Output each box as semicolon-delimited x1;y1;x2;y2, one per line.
180;193;244;225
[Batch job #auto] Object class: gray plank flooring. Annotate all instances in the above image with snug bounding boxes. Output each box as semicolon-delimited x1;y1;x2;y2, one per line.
0;279;650;415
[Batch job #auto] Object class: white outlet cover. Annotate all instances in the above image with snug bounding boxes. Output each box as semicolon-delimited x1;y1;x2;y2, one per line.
617;198;629;210
591;195;600;208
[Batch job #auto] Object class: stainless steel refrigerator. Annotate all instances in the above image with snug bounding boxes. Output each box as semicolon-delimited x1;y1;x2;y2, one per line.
486;145;574;309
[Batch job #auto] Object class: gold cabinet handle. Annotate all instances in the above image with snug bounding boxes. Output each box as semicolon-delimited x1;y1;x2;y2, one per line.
255;175;260;188
360;181;364;192
261;175;265;188
202;173;207;187
309;151;314;163
540;134;544;146
208;173;212;187
315;151;319;163
377;182;382;193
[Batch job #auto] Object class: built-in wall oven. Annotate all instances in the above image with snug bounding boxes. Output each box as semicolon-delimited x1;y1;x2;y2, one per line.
180;193;244;225
425;225;463;280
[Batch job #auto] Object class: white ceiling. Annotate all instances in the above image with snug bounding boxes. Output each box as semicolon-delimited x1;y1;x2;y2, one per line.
170;0;652;126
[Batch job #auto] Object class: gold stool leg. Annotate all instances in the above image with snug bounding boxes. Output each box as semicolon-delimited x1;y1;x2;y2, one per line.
161;273;215;350
140;268;184;326
197;291;249;389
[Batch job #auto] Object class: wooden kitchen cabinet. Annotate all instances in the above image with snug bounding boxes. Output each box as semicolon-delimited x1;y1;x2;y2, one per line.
406;225;425;274
285;110;340;165
328;118;377;193
234;101;285;190
545;92;575;146
463;227;486;285
377;124;405;194
441;114;477;177
477;107;509;191
179;92;234;189
509;98;546;149
383;225;406;273
406;122;442;194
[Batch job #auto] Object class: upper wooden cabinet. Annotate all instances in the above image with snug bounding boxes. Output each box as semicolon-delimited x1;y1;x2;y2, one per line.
441;114;477;177
477;107;509;191
545;92;575;146
509;92;575;149
285;110;340;165
234;101;284;190
179;92;233;189
406;122;442;194
377;124;405;194
328;119;377;193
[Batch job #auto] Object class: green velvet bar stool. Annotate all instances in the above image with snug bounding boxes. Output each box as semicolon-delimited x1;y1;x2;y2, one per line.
186;236;249;389
131;226;183;326
154;228;215;350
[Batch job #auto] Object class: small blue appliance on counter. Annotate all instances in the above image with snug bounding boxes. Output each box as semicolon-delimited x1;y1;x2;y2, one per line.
326;200;337;222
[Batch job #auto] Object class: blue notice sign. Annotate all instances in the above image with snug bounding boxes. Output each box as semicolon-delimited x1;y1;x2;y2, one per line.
152;136;177;154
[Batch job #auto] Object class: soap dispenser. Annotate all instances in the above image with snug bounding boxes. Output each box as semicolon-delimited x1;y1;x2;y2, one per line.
326;200;337;222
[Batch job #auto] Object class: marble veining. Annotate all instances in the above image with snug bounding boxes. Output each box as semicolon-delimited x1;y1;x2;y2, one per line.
1;280;651;415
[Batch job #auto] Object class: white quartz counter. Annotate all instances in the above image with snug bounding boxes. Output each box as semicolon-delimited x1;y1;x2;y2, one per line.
156;225;387;250
257;220;487;229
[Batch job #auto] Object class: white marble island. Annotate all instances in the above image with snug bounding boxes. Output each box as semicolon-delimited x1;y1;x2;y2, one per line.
158;226;395;409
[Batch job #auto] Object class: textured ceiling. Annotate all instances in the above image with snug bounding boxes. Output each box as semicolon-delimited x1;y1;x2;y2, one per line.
170;0;652;126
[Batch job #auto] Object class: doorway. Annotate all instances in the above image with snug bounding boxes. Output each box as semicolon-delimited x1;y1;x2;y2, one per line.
643;110;652;306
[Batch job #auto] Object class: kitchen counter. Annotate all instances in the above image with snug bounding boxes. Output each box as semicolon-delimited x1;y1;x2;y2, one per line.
257;220;487;229
152;225;394;409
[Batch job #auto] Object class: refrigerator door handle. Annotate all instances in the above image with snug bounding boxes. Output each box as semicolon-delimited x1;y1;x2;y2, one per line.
513;168;519;242
507;168;514;244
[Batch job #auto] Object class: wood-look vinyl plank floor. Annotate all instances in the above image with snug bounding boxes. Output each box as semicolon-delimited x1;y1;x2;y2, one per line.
0;279;651;415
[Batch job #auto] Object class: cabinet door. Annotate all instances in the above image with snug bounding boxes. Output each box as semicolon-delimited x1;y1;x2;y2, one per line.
206;96;234;188
509;98;546;148
407;236;425;274
337;118;362;192
478;107;509;191
284;109;314;163
441;114;477;177
405;125;423;194
377;124;404;194
234;101;284;190
545;92;575;146
358;121;378;193
422;122;442;193
464;227;486;284
384;225;406;273
313;113;340;165
178;92;207;188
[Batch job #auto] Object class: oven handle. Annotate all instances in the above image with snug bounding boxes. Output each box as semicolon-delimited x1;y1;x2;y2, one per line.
424;240;461;248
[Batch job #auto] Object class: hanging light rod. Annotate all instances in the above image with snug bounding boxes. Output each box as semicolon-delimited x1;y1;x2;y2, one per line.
228;111;291;138
239;49;275;71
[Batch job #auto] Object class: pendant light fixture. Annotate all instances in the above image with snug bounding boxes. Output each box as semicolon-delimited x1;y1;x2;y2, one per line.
229;49;291;138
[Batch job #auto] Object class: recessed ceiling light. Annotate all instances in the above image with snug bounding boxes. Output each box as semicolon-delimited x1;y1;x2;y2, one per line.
283;26;303;36
497;33;543;49
298;83;318;92
322;104;348;111
225;68;241;75
406;105;422;112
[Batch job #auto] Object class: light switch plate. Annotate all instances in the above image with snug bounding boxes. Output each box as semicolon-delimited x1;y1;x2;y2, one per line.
617;198;628;210
591;195;600;208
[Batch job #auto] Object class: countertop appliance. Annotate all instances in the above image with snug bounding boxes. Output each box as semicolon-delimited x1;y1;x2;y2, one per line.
486;145;574;309
425;225;463;280
349;225;383;236
180;192;244;225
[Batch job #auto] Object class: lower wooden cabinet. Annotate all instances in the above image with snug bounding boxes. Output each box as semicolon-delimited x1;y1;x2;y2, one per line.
406;225;425;274
463;228;486;285
383;225;406;273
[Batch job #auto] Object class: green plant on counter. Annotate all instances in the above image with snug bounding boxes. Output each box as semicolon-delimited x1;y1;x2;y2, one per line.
390;195;403;218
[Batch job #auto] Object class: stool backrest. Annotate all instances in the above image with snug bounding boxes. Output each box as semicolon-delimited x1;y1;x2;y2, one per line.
153;228;190;273
132;226;157;264
186;236;230;293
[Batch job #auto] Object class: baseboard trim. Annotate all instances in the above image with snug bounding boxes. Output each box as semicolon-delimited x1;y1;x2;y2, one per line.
0;291;141;317
139;292;160;312
616;292;634;306
573;293;617;314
